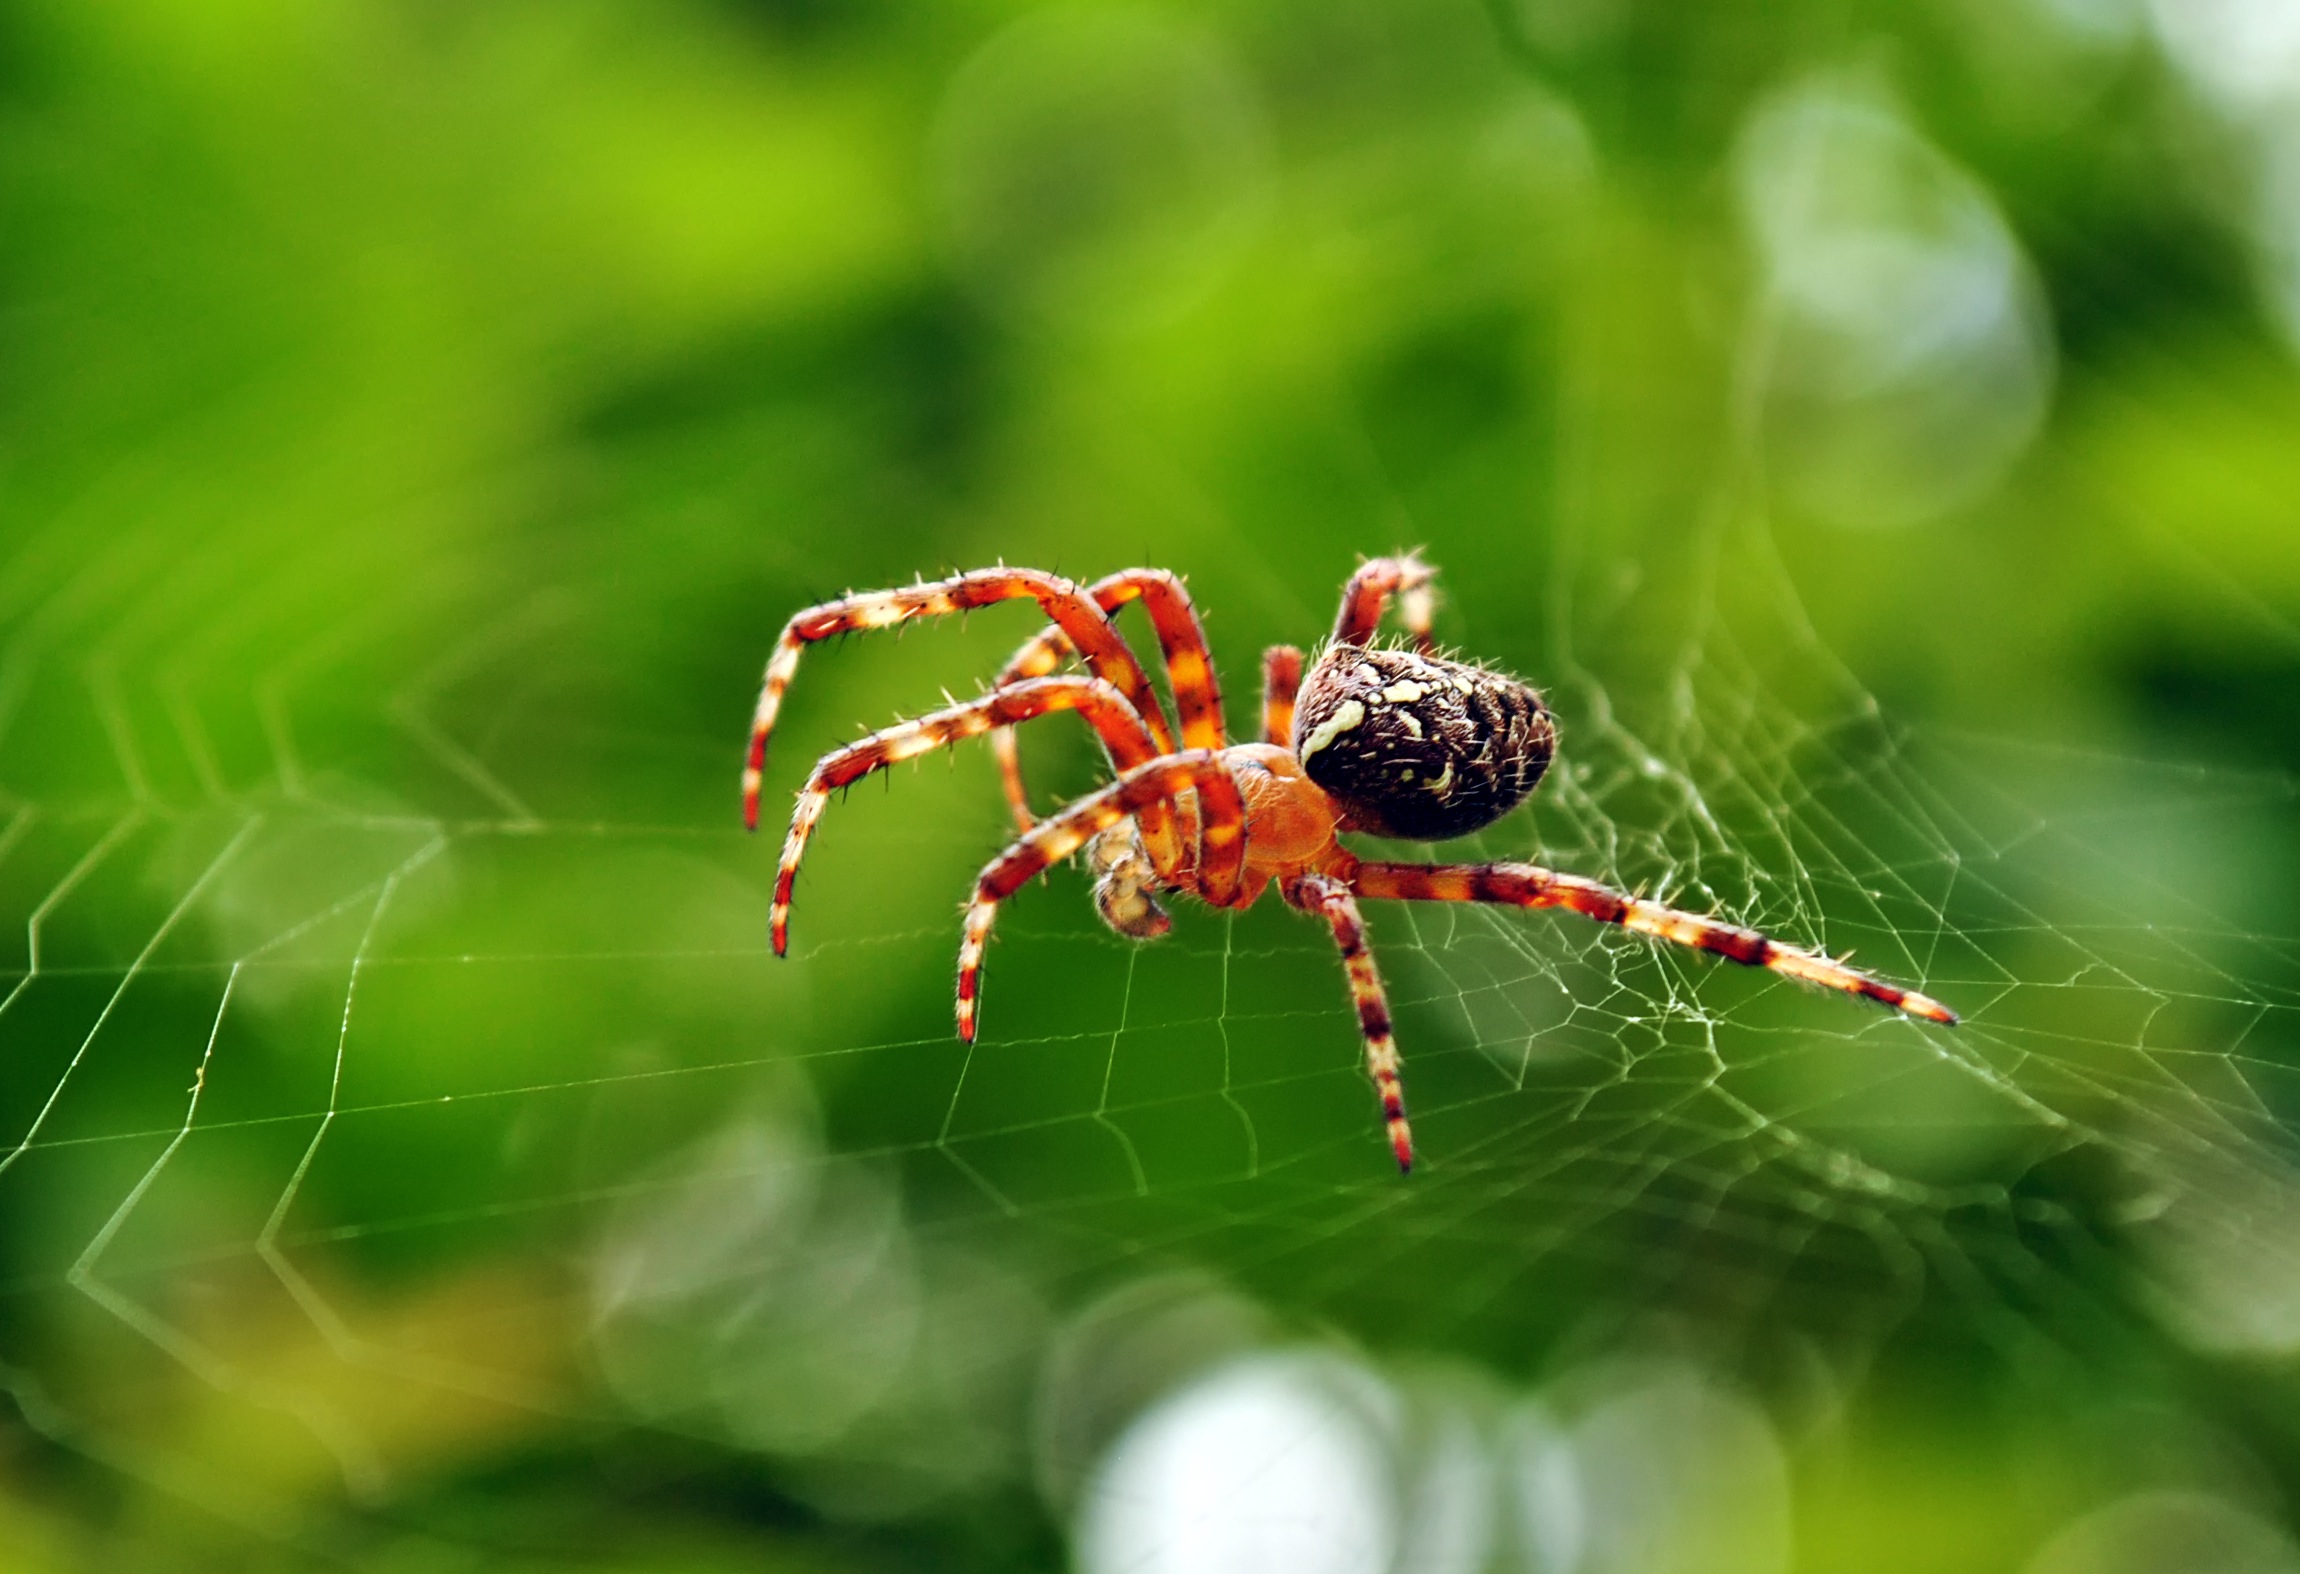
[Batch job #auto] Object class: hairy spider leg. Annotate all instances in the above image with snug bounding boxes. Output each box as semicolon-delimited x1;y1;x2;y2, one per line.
1287;872;1414;1173
1332;553;1440;652
744;569;1168;830
1346;860;1959;1025
1099;568;1226;747
955;751;1250;1043
987;626;1074;829
986;569;1228;828
773;677;1167;956
1260;645;1303;745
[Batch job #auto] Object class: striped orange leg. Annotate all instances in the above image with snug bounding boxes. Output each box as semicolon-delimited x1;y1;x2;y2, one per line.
744;569;1170;830
773;677;1166;956
1332;553;1439;651
1286;872;1414;1173
956;752;1249;1043
987;569;1228;828
1099;568;1226;748
1260;645;1303;745
988;627;1077;830
1347;861;1959;1025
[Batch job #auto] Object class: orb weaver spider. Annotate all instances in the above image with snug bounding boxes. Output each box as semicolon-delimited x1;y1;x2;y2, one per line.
743;555;1956;1173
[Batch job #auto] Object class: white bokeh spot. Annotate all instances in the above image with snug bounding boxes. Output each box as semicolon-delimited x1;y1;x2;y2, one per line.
1075;1351;1401;1574
1736;76;2054;528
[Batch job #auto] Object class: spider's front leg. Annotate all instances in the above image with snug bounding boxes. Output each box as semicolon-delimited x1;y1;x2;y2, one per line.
1285;871;1414;1173
987;626;1077;831
1348;861;1958;1024
955;752;1248;1043
986;569;1228;829
745;568;1167;829
771;677;1169;955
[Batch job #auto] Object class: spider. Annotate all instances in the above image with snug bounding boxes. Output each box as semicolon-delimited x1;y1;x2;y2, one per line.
742;555;1956;1174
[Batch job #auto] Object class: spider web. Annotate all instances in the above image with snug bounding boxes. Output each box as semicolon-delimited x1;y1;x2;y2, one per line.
2;492;2295;1551
5;0;2300;1563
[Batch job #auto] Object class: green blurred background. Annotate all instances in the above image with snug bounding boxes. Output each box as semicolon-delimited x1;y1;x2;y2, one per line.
4;0;2300;1569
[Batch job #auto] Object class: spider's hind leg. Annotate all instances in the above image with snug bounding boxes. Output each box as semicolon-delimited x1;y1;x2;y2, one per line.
1260;645;1303;745
1347;861;1959;1025
1332;553;1440;652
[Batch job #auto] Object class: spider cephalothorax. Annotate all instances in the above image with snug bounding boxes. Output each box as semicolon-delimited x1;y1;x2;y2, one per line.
743;553;1957;1174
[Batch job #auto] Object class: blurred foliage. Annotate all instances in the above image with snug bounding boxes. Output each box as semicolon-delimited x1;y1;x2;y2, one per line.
3;0;2300;1569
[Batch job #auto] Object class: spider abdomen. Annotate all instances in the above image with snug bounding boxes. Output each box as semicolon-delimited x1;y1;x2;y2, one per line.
1293;645;1555;841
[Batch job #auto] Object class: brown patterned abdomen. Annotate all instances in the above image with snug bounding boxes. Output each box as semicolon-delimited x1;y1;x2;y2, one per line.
1293;645;1555;841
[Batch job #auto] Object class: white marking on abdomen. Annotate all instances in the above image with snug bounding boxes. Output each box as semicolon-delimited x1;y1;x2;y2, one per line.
1298;699;1365;763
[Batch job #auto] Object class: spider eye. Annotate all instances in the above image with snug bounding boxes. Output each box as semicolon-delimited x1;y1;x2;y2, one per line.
1293;646;1555;841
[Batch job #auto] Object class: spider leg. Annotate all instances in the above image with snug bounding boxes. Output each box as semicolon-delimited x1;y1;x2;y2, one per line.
1345;860;1959;1025
773;677;1167;956
955;751;1248;1043
988;626;1077;830
744;568;1168;829
1332;553;1440;652
1098;568;1226;749
1285;871;1413;1173
1260;644;1303;745
986;569;1228;828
